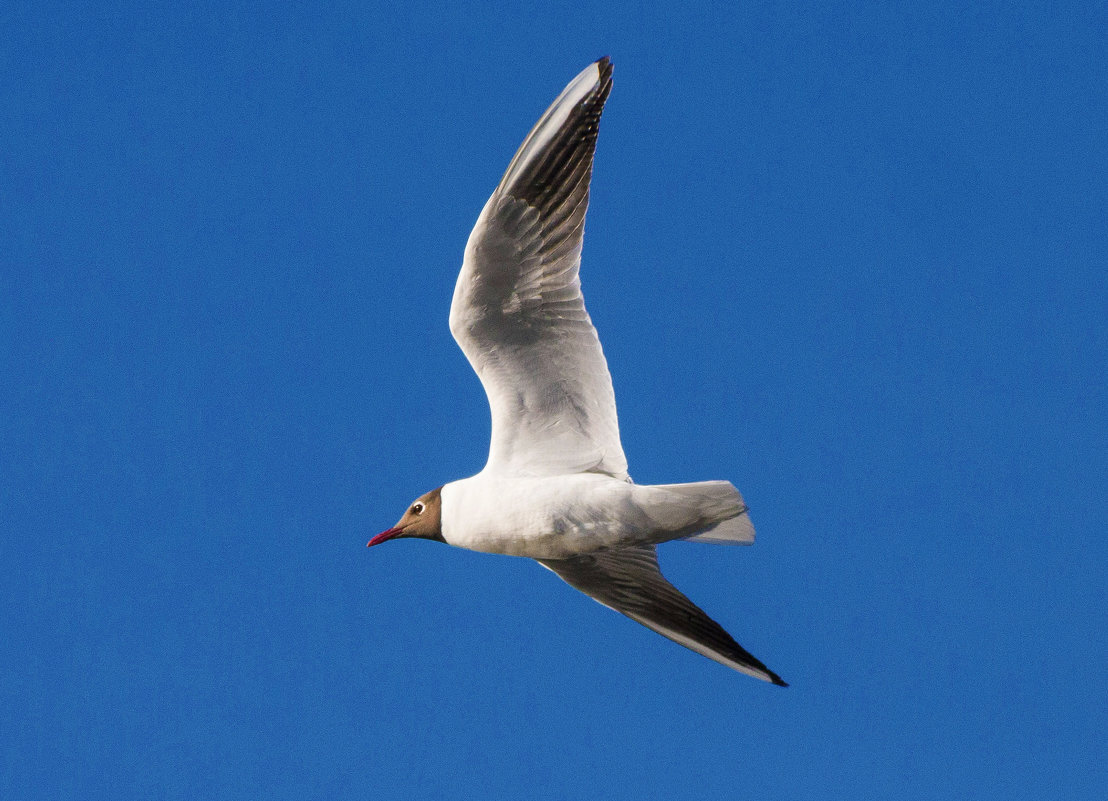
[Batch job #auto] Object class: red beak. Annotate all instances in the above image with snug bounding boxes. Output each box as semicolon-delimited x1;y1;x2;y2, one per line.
367;527;403;547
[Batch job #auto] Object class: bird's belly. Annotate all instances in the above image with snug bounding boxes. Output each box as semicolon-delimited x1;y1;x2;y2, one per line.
448;526;600;559
440;475;633;559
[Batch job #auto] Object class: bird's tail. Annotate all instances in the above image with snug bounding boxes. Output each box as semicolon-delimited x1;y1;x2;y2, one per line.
649;480;755;545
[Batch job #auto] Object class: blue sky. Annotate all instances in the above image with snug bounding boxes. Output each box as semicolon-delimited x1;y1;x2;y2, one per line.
3;2;1106;798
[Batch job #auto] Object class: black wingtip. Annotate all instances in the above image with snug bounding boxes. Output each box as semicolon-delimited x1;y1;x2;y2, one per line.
770;674;789;688
595;56;613;80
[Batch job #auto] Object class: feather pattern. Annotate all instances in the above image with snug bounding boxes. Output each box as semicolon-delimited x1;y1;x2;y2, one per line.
449;58;626;479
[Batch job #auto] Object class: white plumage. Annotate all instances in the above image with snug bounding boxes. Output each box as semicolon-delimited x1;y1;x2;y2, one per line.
374;59;785;685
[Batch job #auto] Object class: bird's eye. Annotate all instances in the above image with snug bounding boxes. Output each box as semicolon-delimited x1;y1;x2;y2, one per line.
411;502;424;515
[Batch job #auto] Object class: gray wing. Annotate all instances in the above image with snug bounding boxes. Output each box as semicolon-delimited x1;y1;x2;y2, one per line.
449;58;627;479
538;545;787;685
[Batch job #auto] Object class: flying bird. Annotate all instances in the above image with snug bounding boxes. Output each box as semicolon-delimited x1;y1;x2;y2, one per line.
371;58;785;685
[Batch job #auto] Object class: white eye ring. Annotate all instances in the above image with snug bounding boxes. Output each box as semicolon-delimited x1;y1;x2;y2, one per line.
411;502;425;515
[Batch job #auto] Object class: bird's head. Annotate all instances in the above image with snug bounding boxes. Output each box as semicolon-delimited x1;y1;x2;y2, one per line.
368;487;444;546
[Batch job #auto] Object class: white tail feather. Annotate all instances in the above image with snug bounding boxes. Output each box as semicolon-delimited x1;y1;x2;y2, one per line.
649;481;755;545
684;514;755;545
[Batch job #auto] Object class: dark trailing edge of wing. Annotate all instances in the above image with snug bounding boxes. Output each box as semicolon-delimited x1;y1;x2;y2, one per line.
539;545;788;686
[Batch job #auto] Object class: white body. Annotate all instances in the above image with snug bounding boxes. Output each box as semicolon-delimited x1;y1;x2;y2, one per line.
441;473;752;560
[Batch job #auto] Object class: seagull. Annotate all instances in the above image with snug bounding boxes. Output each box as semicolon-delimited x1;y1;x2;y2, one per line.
371;58;785;686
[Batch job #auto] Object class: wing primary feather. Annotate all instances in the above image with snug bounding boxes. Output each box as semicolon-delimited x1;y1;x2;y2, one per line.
538;546;787;685
502;59;612;213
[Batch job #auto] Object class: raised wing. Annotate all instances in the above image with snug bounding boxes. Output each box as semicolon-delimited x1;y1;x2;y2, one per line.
449;58;627;479
538;545;787;685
